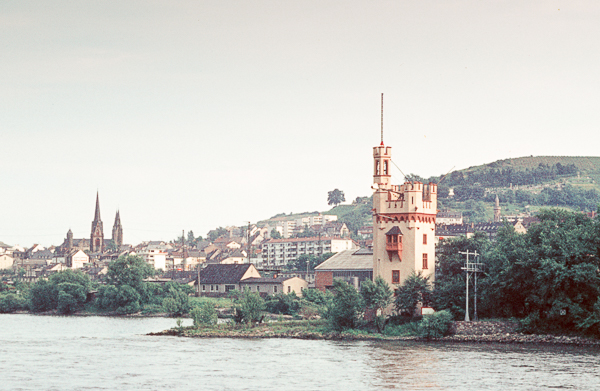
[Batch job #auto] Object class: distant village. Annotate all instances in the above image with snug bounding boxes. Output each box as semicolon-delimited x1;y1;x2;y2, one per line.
1;173;553;299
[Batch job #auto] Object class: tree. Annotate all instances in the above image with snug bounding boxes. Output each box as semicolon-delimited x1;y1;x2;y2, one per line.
326;279;363;330
287;253;334;272
106;255;154;293
191;303;218;327
395;271;432;316
360;277;393;332
270;229;282;239
29;269;91;313
327;189;346;207
234;291;266;324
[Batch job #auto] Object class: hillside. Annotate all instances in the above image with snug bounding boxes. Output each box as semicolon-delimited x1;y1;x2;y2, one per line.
259;156;600;236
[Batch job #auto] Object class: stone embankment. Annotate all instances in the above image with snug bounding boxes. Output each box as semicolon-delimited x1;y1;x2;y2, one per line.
149;320;600;346
445;321;600;346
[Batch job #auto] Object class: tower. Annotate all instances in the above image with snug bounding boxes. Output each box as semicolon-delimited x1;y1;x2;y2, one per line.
494;194;501;222
112;210;123;248
66;229;73;251
372;97;437;296
90;192;104;253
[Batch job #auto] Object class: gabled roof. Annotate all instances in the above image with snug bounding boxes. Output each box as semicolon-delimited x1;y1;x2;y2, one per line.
199;264;255;284
315;249;373;271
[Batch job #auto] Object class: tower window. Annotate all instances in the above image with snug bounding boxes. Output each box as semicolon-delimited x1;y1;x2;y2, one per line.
375;161;380;175
392;270;400;284
423;234;427;245
423;254;428;269
384;160;388;175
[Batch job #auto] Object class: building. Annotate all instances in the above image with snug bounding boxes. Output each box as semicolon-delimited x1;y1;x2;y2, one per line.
261;236;357;268
372;141;437;289
65;249;89;269
198;264;261;296
90;192;104;252
493;195;501;222
0;254;14;270
436;211;463;225
240;276;308;297
315;248;373;292
112;210;123;248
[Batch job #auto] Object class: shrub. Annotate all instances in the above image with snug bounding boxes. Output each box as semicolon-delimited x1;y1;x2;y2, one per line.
383;322;420;337
0;293;27;313
325;279;363;331
418;310;453;339
234;292;265;324
302;288;332;307
191;302;218;327
115;284;141;314
265;293;301;315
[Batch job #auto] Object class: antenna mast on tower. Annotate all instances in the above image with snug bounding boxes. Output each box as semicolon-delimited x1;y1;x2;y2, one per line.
380;93;384;145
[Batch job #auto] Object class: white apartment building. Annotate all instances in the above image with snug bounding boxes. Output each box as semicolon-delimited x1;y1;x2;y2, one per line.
261;236;356;268
274;214;338;238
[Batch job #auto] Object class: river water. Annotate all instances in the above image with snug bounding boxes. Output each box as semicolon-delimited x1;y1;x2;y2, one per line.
1;314;599;390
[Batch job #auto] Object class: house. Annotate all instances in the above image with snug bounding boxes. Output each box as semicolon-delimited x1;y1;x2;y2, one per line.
66;249;89;269
198;264;261;297
436;211;463;225
315;248;373;292
240;276;308;297
0;254;14;270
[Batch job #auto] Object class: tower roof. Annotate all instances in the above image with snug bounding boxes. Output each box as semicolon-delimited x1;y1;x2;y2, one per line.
94;191;101;222
114;210;121;227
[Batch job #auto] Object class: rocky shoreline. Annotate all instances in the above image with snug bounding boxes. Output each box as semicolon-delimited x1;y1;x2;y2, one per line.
148;320;600;346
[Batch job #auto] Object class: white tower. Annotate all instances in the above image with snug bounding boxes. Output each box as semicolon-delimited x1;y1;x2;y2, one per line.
371;100;437;292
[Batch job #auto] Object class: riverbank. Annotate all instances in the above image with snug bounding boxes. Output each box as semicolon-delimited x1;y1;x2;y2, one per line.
149;320;600;346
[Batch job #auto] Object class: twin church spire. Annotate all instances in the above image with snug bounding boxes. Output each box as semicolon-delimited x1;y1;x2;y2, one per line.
89;192;122;252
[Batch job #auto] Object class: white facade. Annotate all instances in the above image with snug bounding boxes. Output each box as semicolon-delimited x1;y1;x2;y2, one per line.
372;143;437;290
0;254;14;270
261;237;356;268
139;248;167;270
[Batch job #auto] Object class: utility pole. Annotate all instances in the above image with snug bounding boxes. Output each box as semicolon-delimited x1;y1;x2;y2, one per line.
460;250;483;322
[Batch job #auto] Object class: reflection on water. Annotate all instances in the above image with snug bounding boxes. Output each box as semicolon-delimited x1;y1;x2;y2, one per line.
1;314;599;390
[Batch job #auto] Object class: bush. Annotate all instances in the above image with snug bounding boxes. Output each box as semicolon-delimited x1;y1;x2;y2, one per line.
0;293;27;313
115;284;141;314
325;279;363;331
383;322;420;337
97;284;119;310
191;303;218;327
302;288;332;307
418;310;454;339
161;285;190;316
234;292;265;324
265;293;301;315
56;282;87;314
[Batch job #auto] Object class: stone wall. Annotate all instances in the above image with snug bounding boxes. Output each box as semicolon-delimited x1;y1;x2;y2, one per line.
452;321;519;335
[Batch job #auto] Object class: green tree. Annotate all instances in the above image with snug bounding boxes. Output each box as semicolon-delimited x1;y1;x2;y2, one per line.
327;189;346;207
106;255;154;294
360;277;393;332
270;229;282;239
395;271;432;316
190;302;218;327
234;291;266;325
0;293;27;313
56;282;87;314
326;279;363;331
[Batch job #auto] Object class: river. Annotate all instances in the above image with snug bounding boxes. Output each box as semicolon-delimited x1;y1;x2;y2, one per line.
1;314;599;390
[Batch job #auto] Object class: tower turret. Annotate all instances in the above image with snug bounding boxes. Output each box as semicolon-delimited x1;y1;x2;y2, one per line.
494;194;501;222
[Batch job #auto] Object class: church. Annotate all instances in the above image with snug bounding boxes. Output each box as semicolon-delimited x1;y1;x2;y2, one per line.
59;192;123;257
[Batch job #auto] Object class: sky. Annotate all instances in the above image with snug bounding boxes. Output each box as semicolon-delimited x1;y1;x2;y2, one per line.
2;1;600;247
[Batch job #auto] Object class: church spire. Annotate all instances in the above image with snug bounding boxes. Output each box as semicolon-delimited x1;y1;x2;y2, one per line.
94;191;101;222
112;210;123;248
91;192;104;253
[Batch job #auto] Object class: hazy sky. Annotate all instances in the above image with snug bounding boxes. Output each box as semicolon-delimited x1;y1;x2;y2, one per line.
2;1;599;247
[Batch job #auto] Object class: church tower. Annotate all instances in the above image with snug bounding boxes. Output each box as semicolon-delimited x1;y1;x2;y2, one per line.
90;192;104;253
372;96;437;294
112;210;123;248
494;194;501;222
66;229;73;251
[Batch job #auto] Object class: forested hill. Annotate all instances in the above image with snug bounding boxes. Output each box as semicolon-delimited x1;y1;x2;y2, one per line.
441;156;600;189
